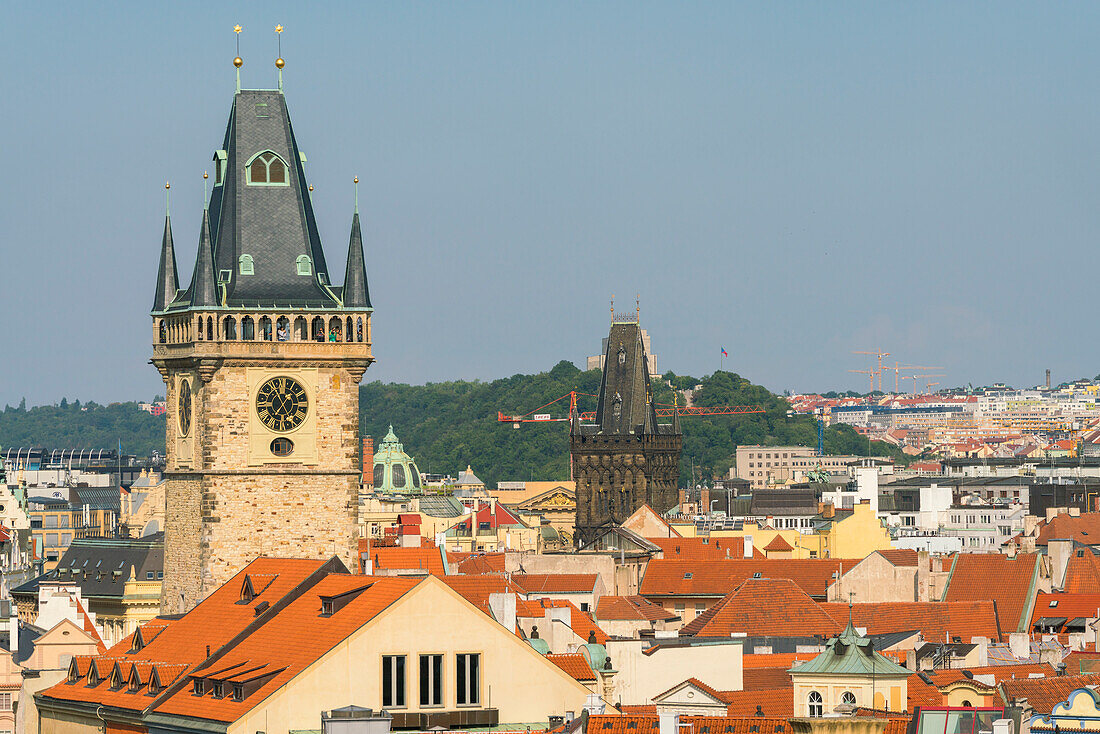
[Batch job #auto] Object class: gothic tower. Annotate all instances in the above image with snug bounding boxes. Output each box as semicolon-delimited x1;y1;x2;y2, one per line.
570;318;681;547
151;83;373;612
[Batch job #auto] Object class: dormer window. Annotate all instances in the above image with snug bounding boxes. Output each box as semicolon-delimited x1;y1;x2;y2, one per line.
239;254;254;276
212;681;224;699
245;151;290;186
192;678;204;696
232;683;244;702
213;150;227;186
296;255;312;276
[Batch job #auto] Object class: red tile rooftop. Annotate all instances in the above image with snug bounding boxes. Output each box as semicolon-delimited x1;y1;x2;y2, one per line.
640;558;859;599
545;652;596;682
818;600;1001;643
943;553;1041;634
595;595;678;622
679;578;842;638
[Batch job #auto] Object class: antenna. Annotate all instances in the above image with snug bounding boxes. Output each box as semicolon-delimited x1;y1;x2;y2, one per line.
275;25;285;91
233;25;244;92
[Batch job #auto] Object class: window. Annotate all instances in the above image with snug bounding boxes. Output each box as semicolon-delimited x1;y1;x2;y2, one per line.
841;691;856;706
232;683;244;702
382;655;405;708
808;691;823;717
0;693;13;711
373;464;384;487
420;654;443;707
456;653;480;705
192;679;204;696
212;681;224;699
271;438;294;457
392;464;407;488
296;255;312;276
239;254;254;275
246;151;289;185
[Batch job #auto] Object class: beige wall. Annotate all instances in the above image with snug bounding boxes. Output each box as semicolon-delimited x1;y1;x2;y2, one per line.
229;577;597;734
828;553;921;603
791;673;907;716
604;638;742;705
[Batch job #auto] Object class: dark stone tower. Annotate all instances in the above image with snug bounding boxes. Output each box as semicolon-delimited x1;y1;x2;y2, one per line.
571;319;681;546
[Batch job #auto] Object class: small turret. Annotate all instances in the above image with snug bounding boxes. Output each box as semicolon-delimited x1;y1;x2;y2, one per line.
342;185;371;308
152;194;180;312
189;209;219;308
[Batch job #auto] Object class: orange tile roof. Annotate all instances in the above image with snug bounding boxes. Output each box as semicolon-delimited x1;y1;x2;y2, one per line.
585;715;791;734
742;653;816;669
617;705;657;714
367;546;446;576
817;601;1001;643
640;559;859;599
1036;514;1100;547
679;578;842;637
447;551;506;574
441;575;527;615
906;673;943;710
722;688;793;717
545;652;596;682
943;553;1040;634
596;595;678;622
762;536;793;552
516;598;609;645
742;667;793;691
39;557;333;713
155;574;421;722
1063;551;1100;594
877;549;920;567
1001;672;1100;714
511;573;598;594
650;537;764;560
1063;651;1100;675
1032;592;1100;631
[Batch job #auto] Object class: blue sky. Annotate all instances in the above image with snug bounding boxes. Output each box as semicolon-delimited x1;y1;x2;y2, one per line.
2;2;1098;407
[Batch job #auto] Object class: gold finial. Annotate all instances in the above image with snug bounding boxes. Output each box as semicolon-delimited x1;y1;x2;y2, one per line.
165;181;170;190
233;24;244;92
354;177;360;213
234;57;243;68
353;176;359;184
309;184;314;192
275;24;283;33
203;171;209;180
275;24;285;89
234;24;242;33
275;58;285;69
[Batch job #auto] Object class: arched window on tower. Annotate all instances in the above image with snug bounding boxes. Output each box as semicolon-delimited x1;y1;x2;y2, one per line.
259;316;273;341
311;316;325;342
241;316;255;340
245;151;289;186
296;255;312;276
293;316;306;341
207;317;214;340
276;316;289;341
328;317;342;342
841;692;856;707
159;321;167;344
346;317;353;341
223;316;237;340
373;464;384;488
239;254;254;275
392;464;407;488
356;317;364;343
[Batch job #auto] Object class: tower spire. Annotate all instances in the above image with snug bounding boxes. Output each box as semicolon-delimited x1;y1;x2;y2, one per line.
152;182;180;312
342;177;371;308
189;207;219;308
234;25;243;93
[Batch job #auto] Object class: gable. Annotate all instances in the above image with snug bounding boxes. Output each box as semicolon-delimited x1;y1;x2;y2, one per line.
653;680;727;707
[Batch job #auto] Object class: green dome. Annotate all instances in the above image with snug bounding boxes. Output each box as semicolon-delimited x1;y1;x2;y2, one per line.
372;426;422;494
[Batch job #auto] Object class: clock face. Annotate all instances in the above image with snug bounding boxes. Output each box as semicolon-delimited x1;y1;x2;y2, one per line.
178;380;192;437
256;376;309;433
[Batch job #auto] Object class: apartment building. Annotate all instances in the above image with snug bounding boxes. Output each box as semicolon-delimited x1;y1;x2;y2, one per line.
734;446;860;489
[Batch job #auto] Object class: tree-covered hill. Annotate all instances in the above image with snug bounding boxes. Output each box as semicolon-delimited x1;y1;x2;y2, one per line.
1;363;899;486
0;399;165;458
360;361;900;488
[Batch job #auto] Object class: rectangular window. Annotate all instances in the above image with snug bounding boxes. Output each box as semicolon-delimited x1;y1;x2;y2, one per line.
0;693;12;710
420;654;443;707
43;516;58;529
456;653;480;706
382;655;406;708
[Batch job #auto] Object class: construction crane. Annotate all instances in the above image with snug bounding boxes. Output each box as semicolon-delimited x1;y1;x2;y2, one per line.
926;381;941;394
902;373;945;395
849;369;876;395
497;390;766;426
854;350;890;392
887;363;945;393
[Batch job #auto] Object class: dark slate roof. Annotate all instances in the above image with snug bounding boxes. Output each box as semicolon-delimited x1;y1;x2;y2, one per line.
13;534;164;600
342;211;371;308
72;487;121;512
576;322;677;438
186;208;218;308
151;214;179;313
169;89;349;310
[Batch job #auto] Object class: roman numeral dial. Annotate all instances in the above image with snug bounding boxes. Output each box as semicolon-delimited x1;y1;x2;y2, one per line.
255;376;309;432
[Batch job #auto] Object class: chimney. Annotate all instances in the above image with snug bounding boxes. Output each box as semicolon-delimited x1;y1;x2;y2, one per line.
8;610;17;656
1008;632;1029;660
488;593;517;632
1046;369;1051;390
362;436;374;487
659;713;680;734
743;536;753;559
971;636;989;667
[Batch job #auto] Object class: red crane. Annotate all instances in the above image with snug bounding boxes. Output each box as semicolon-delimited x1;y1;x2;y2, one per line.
497;390;765;426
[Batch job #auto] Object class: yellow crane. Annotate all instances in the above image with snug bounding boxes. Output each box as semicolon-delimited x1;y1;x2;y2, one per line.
854;350;891;393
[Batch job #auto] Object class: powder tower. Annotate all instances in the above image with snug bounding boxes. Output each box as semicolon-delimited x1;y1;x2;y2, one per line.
151;74;373;611
570;317;681;547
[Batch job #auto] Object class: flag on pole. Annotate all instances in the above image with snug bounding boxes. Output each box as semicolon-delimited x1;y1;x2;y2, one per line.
721;347;728;357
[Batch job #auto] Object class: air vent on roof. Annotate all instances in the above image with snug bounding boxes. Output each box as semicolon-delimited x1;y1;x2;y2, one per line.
753;572;762;579
254;601;270;616
683;572;692;579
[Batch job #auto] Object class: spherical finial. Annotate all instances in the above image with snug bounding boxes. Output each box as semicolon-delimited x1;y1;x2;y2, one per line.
165;182;170;190
309;185;314;192
234;56;244;68
203;171;209;180
353;176;359;184
275;57;285;69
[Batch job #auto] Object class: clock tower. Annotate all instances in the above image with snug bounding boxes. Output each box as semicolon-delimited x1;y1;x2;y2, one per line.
151;78;373;612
